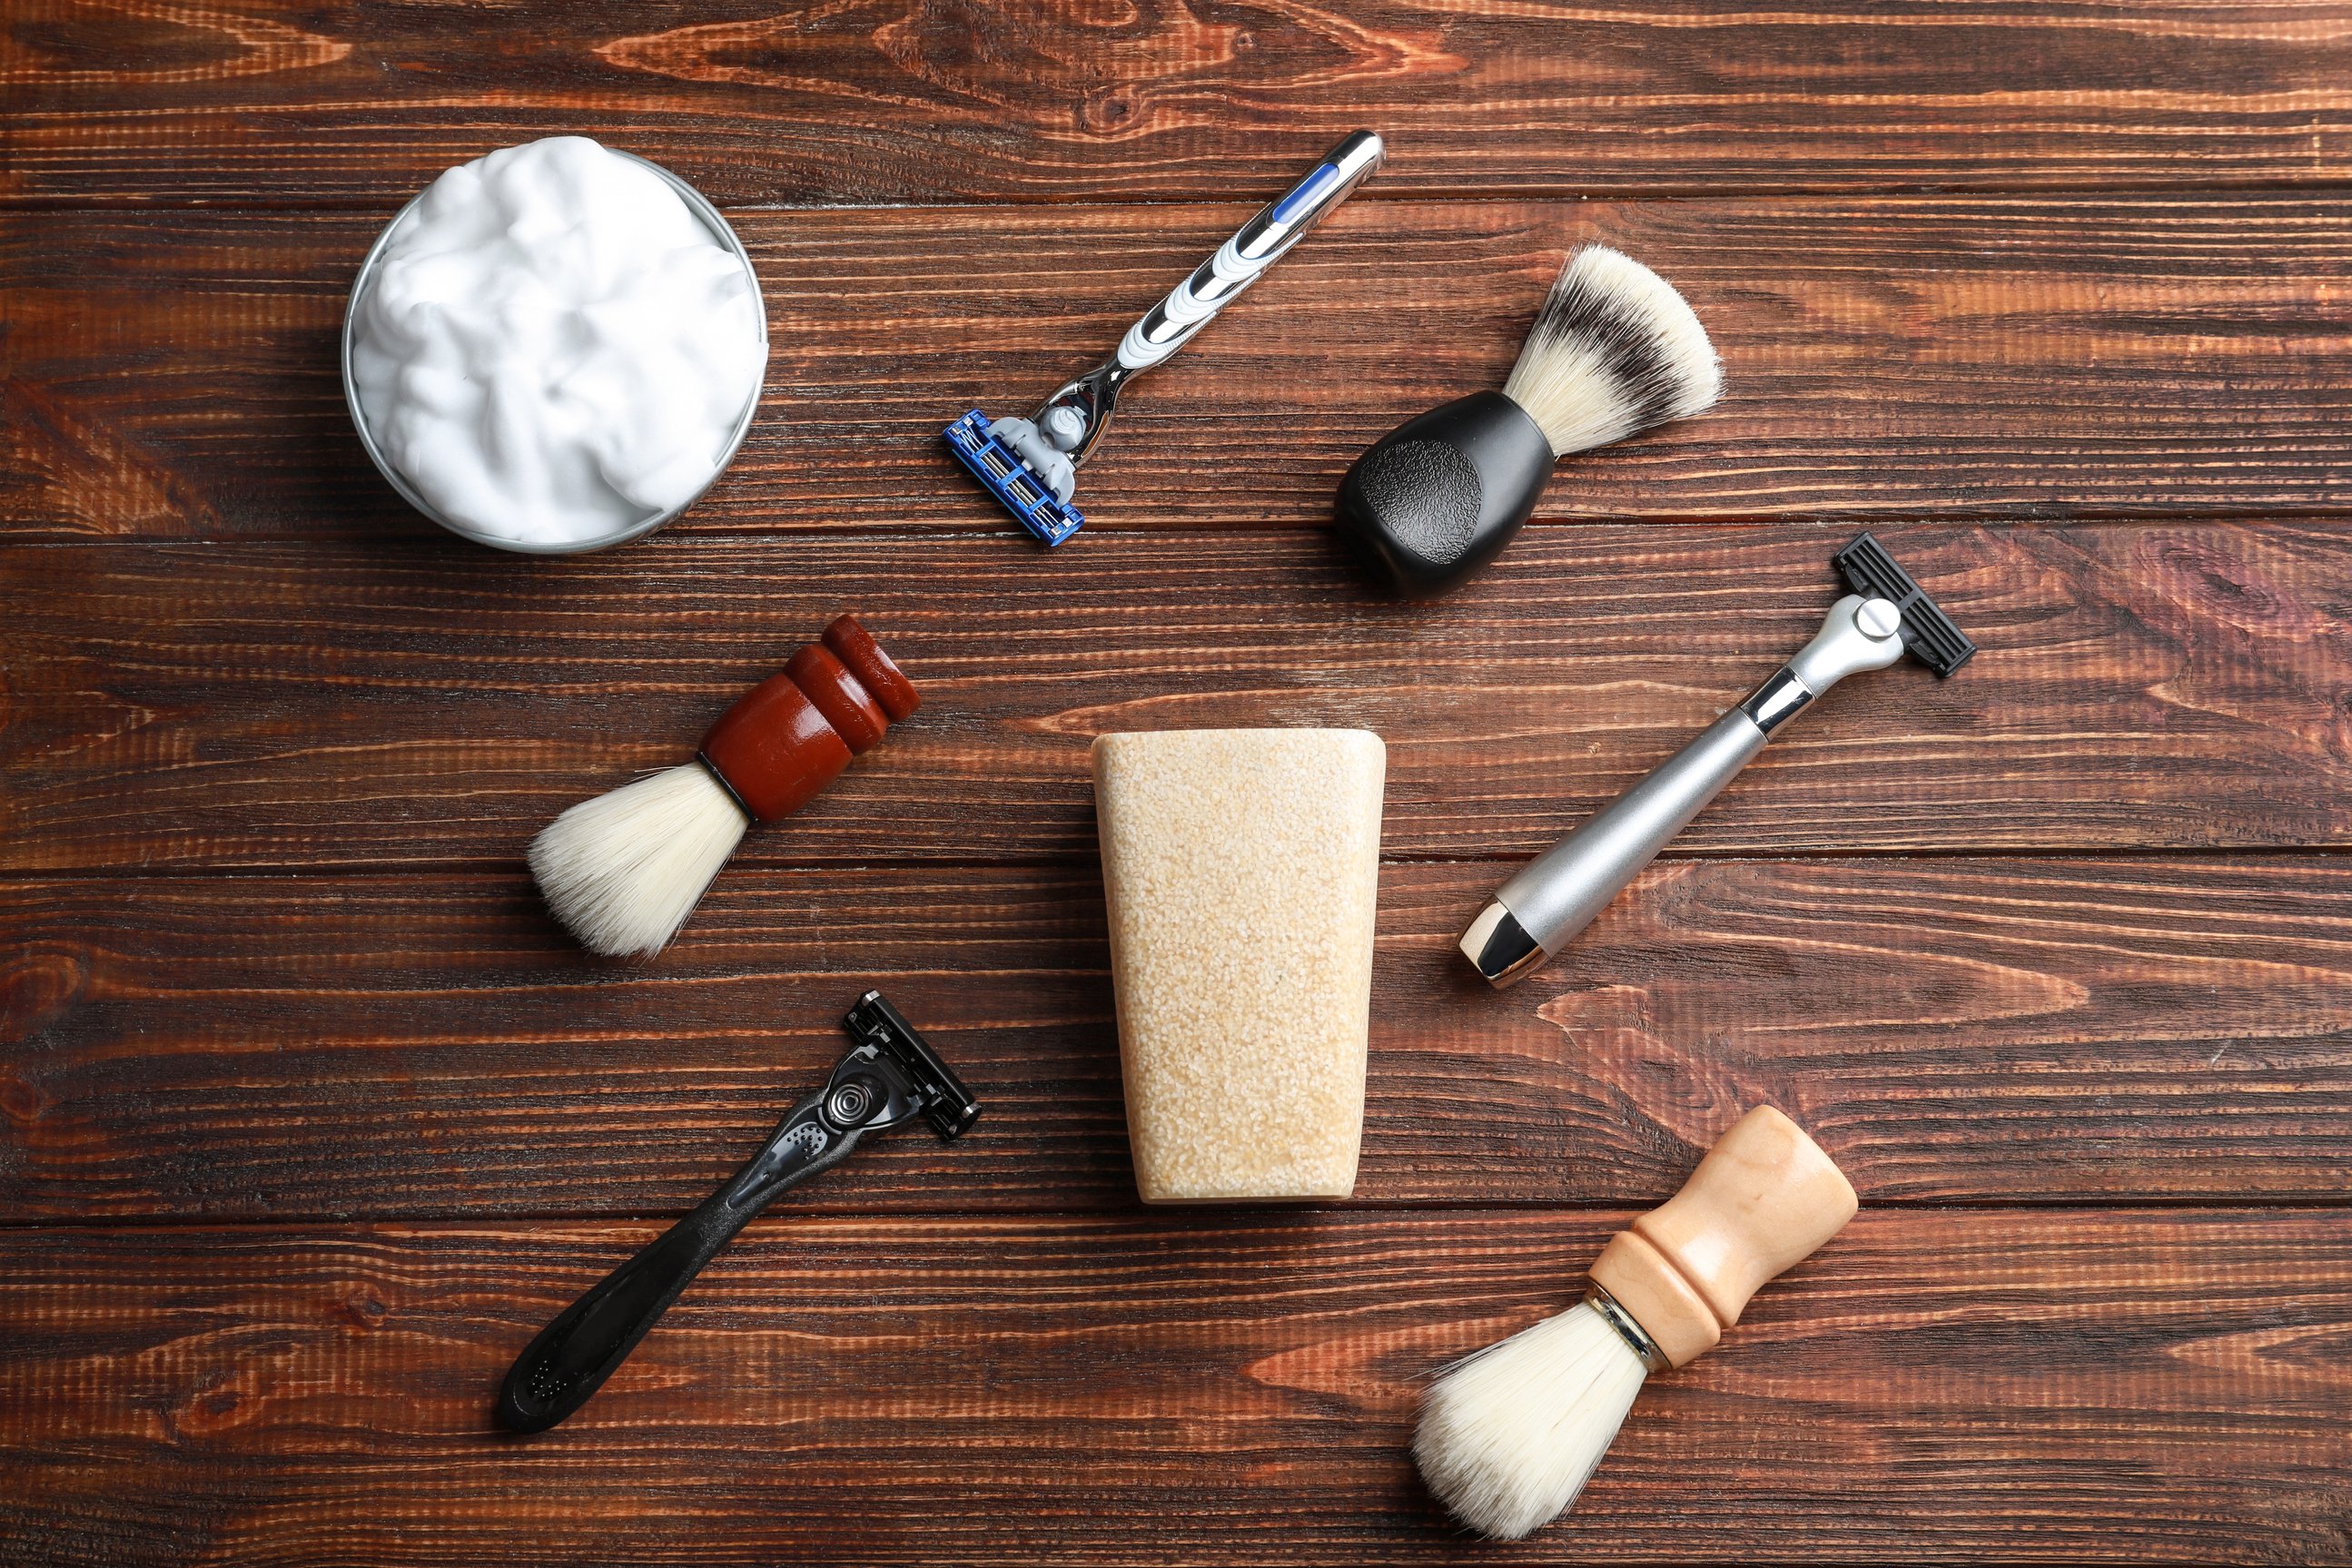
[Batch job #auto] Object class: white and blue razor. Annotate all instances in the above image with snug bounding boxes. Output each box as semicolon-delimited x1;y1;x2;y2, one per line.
945;129;1385;546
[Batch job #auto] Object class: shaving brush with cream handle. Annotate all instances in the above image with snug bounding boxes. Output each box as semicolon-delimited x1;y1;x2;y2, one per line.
1414;1106;1857;1538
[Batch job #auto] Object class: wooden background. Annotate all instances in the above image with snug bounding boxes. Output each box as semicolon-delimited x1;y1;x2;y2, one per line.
5;2;2352;1563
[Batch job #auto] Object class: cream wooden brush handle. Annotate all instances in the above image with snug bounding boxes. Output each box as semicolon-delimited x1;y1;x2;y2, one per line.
1587;1106;1857;1368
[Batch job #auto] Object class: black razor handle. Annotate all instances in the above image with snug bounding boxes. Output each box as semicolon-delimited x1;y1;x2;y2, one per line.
496;995;978;1435
1334;390;1555;598
495;1087;862;1435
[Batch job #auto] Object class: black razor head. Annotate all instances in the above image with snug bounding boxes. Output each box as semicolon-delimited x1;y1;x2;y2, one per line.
843;991;981;1140
1833;533;1977;677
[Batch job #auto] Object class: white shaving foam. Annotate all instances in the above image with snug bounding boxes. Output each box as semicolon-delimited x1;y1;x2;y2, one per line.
350;136;766;547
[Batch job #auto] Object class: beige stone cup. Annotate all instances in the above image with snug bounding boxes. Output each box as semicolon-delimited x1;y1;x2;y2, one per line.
1091;727;1387;1202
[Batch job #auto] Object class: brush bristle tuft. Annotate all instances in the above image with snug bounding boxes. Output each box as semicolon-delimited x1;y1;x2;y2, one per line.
529;763;750;958
1500;246;1721;458
1413;1300;1651;1539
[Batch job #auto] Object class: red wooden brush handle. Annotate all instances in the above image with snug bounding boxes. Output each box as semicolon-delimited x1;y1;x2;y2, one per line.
696;616;920;823
821;615;920;724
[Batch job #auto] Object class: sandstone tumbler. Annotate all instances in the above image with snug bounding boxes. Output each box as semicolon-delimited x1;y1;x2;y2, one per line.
1092;727;1387;1202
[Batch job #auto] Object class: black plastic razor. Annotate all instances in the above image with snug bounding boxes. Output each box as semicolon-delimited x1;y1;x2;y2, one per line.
1460;532;1976;987
496;991;979;1434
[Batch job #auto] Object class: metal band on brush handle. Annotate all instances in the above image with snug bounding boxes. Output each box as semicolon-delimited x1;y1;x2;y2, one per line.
1461;595;1911;988
1115;129;1385;372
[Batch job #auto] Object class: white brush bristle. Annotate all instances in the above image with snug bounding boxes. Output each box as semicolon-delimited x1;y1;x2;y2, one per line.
528;763;749;958
1414;1300;1652;1539
1501;245;1722;458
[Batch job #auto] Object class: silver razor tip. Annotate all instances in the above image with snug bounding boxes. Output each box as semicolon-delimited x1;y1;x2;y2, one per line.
1459;901;1547;988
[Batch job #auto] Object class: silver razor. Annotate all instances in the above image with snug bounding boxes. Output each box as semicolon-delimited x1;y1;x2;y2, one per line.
1462;535;1976;988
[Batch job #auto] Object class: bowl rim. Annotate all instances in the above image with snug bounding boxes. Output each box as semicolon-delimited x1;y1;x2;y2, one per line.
341;143;770;556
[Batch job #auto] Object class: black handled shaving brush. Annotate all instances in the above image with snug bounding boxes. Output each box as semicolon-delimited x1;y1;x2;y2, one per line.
1337;247;1721;597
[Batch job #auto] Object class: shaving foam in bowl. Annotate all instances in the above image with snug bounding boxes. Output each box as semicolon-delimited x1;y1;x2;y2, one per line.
344;137;767;553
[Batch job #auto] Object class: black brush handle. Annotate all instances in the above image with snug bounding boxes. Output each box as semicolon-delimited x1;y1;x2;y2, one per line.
496;1095;858;1434
1334;390;1556;598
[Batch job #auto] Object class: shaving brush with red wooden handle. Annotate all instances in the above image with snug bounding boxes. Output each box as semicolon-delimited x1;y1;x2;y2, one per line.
529;615;919;957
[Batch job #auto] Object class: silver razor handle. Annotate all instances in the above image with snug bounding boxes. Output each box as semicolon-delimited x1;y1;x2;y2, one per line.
1027;130;1384;474
1462;595;1909;988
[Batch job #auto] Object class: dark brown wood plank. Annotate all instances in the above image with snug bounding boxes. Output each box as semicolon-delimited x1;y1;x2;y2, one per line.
9;2;2352;205
0;1210;2345;1564
10;197;2352;539
4;855;2348;1221
4;523;2349;872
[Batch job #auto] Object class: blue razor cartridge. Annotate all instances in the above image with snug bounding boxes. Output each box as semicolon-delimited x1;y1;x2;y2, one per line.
943;410;1086;547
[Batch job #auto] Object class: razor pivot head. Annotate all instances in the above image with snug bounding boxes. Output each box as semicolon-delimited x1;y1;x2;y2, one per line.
944;409;1086;547
1833;533;1977;677
843;991;981;1140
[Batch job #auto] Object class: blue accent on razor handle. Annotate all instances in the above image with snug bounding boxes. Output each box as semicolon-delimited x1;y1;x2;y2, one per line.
944;129;1384;547
1268;159;1347;225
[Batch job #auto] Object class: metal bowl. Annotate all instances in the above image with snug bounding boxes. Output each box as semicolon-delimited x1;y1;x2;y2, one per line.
341;148;768;555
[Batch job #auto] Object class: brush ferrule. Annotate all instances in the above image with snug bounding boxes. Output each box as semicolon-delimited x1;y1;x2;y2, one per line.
1583;1284;1670;1373
693;752;757;825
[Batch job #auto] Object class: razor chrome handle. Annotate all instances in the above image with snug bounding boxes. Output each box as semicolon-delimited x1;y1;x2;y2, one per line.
1031;130;1384;470
496;994;978;1433
1461;596;1907;989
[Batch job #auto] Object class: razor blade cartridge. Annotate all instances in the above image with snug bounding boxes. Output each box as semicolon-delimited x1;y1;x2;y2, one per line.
944;410;1085;547
844;990;981;1140
1833;533;1977;677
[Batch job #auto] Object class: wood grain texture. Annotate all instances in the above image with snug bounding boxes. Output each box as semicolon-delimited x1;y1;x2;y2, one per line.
10;196;2352;540
10;5;2352;1560
0;1210;2346;1565
5;523;2349;872
9;1;2352;206
5;856;2351;1222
